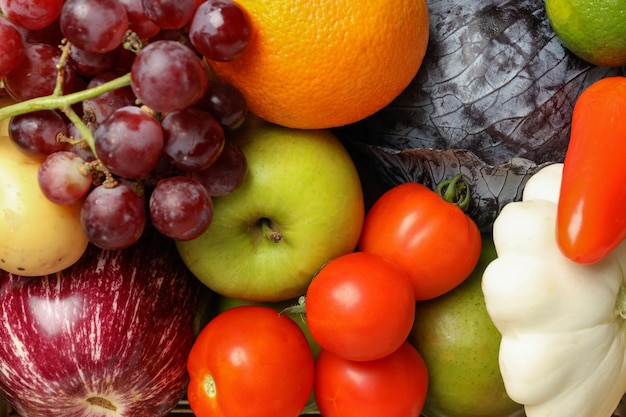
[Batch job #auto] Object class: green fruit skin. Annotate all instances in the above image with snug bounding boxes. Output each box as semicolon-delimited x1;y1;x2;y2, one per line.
408;237;524;417
175;115;364;302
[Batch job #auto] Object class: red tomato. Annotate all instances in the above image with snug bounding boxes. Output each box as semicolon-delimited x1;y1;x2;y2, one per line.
187;305;314;417
305;251;415;361
359;180;482;300
314;341;429;417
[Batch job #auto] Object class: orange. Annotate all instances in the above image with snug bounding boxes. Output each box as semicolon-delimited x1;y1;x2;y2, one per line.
206;0;430;129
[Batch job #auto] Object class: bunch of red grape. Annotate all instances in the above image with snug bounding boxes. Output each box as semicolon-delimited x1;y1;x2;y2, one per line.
0;0;253;250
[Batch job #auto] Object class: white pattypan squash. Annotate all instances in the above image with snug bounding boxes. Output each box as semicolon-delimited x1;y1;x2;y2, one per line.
482;163;626;417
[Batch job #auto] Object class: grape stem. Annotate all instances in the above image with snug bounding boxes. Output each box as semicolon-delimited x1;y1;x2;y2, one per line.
54;40;72;97
0;73;132;120
0;73;132;152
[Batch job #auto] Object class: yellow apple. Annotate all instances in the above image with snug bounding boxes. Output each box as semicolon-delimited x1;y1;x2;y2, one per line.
0;97;14;136
0;135;89;276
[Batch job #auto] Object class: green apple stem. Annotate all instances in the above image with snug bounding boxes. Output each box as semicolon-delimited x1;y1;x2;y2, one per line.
260;218;283;243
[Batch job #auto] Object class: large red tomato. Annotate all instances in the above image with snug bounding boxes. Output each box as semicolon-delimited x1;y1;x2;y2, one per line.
187;305;314;417
314;341;429;417
359;180;482;300
305;251;415;361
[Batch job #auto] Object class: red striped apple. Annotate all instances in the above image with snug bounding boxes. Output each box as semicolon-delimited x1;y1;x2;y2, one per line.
0;226;204;417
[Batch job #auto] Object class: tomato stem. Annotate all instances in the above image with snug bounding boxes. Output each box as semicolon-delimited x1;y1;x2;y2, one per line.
436;173;472;212
280;296;306;316
301;401;320;414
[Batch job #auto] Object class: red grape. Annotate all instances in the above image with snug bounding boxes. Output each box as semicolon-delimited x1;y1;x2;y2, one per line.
94;106;164;179
149;176;213;241
189;0;252;62
68;45;120;78
195;81;248;130
66;123;98;162
0;0;261;249
82;70;137;123
60;0;129;53
38;151;93;205
130;40;209;112
3;42;76;101
161;108;226;171
148;28;185;43
0;17;26;78
81;181;147;250
8;110;68;158
191;140;247;196
117;0;161;39
15;17;64;46
1;0;64;30
141;0;197;30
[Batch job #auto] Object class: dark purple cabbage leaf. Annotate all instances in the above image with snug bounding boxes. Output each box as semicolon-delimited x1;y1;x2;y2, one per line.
335;0;624;231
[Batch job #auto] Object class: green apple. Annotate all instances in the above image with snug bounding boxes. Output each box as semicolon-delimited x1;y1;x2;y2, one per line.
409;237;524;417
176;115;364;302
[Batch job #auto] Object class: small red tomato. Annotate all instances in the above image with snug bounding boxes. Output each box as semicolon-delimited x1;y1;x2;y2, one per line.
305;251;415;361
359;179;482;300
187;306;314;417
314;342;429;417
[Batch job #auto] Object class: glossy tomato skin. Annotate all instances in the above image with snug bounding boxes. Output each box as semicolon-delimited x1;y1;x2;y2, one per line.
187;305;315;417
305;251;415;361
359;182;482;300
314;341;429;417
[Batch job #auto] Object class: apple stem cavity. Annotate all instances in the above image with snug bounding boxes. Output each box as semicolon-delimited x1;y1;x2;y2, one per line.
436;173;472;212
86;396;117;412
260;218;283;243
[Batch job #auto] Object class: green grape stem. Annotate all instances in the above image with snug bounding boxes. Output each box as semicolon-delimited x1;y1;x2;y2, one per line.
0;73;132;153
0;73;132;120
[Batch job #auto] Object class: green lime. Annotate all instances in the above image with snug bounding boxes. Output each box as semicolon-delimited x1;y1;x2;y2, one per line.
545;0;626;67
